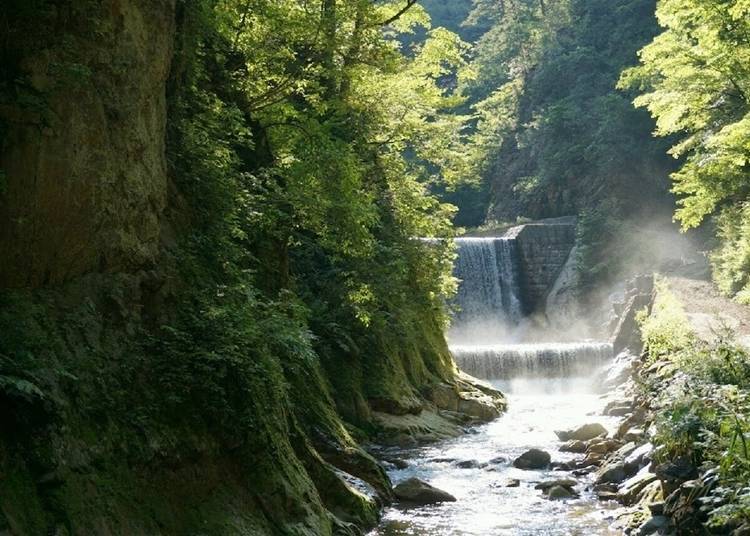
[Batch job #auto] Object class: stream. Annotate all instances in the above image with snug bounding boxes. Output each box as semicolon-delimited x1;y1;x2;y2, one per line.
371;371;620;535
370;236;620;535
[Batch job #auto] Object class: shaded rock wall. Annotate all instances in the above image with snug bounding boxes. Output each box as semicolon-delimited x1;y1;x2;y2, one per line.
0;1;175;288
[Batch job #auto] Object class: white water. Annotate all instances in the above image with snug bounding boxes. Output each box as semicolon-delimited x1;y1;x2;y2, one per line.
451;238;523;343
452;342;613;380
372;377;620;535
371;235;619;535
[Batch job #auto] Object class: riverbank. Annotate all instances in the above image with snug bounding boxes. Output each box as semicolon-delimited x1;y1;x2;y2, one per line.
589;275;750;534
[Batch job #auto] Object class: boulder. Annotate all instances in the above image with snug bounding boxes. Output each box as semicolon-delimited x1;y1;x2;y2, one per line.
381;457;409;470
638;515;670;535
393;478;457;505
624;442;653;473
595;461;627;484
534;478;577;491
555;423;607;442
618;466;658;505
623;428;646;443
547;485;576;500
614;441;638;460
513;449;551;470
587;439;622;455
454;460;480;469
605;405;633;417
560;440;587;453
654;457;698;495
572;466;597;477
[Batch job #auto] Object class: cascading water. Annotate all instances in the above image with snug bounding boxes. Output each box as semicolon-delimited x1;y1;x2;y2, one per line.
372;234;620;535
453;238;523;326
452;342;613;380
450;237;523;344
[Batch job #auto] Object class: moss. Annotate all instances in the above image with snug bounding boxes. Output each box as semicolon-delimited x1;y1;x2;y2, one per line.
0;450;48;535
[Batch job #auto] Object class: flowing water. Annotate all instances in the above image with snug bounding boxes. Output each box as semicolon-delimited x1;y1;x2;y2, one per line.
371;235;618;535
450;238;523;344
452;342;613;380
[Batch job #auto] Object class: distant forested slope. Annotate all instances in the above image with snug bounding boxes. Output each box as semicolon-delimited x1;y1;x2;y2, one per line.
467;0;674;223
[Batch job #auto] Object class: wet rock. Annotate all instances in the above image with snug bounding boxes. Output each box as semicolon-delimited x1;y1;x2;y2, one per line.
624;442;653;473
560;440;587;453
638;515;670;535
535;478;577;491
572;466;596;477
555;423;607;442
430;457;457;464
550;461;573;471
513;448;551;470
618;466;658;505
595;461;627;484
454;460;480;469
370;396;423;416
488;456;507;465
587;438;622;455
593;483;618;493
499;478;520;488
393;478;457;505
381;457;409;470
547;485;577;500
598;491;619;501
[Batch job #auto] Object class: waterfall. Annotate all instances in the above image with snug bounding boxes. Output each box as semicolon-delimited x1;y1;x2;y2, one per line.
451;342;613;380
452;238;523;332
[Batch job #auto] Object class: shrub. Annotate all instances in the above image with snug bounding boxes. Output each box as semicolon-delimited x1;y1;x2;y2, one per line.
638;279;694;358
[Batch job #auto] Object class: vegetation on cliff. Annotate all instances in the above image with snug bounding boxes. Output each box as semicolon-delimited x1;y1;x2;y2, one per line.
0;1;507;534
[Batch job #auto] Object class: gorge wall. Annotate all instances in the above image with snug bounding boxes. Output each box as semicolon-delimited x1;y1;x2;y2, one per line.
0;4;505;535
0;1;174;288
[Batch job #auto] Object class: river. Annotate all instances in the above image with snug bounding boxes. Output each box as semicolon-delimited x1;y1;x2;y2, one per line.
370;236;619;535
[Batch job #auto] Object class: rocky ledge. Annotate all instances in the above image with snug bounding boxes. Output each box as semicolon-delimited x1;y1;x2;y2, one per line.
371;372;507;446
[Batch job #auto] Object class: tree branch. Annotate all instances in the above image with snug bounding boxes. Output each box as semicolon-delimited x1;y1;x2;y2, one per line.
375;0;419;27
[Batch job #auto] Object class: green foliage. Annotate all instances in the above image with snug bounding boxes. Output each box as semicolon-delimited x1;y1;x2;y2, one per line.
464;0;672;223
638;279;694;358
159;0;467;438
711;203;750;303
649;341;750;527
575;199;625;290
620;0;750;229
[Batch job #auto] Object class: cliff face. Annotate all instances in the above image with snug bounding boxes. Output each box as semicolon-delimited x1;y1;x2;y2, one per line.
0;4;504;534
0;0;174;288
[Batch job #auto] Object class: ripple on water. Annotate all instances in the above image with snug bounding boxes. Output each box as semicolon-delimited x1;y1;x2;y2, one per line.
370;377;623;536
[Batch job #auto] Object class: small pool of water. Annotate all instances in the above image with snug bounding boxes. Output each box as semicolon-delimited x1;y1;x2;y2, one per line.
369;377;622;536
